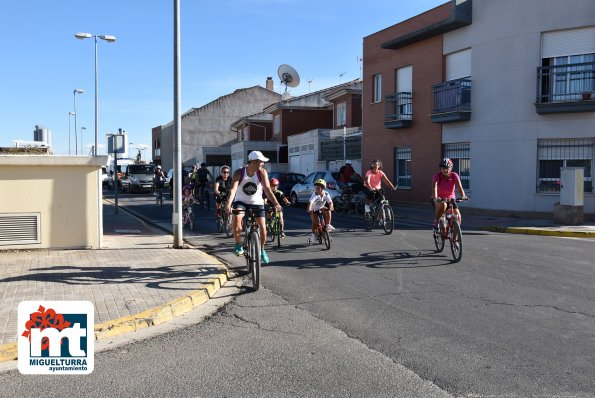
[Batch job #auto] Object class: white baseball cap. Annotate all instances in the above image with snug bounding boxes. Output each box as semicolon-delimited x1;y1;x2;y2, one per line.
345;160;352;165
248;151;269;162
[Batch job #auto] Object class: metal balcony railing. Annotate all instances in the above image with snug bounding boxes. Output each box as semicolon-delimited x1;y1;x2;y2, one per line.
385;92;413;123
432;77;471;114
536;61;595;103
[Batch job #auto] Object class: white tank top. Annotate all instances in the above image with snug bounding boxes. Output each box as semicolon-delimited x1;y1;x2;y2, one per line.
234;168;264;205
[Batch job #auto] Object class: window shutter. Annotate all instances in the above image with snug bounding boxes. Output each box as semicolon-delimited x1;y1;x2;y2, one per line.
542;26;595;58
446;49;472;81
396;66;413;93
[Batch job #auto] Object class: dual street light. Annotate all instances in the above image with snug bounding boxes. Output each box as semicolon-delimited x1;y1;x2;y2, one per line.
74;32;116;156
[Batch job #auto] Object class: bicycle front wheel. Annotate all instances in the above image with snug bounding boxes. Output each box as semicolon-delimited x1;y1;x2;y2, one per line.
204;190;210;210
433;222;445;252
322;229;331;250
381;205;394;235
248;231;261;291
449;220;463;262
224;213;233;238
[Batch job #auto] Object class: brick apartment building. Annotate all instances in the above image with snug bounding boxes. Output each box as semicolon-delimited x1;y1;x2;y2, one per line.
362;1;464;203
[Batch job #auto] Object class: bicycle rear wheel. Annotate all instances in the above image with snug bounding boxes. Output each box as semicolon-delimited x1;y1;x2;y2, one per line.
364;211;374;231
248;231;261;291
381;205;394;235
433;222;445;252
353;196;363;217
322;229;331;250
449;220;463;262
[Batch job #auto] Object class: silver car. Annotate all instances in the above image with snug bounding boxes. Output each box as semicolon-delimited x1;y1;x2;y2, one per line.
290;170;343;205
121;164;155;193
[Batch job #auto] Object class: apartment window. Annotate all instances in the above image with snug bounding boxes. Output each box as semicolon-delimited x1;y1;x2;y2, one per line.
273;115;280;135
537;138;594;193
242;126;248;141
394;147;412;188
444;143;470;190
373;74;382;103
336;102;346;126
540;27;595;102
396;66;413;119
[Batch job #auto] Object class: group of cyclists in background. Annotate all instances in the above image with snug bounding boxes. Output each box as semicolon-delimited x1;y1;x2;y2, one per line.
151;151;468;266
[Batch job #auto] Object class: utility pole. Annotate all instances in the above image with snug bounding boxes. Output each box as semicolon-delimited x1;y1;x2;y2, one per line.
173;0;183;248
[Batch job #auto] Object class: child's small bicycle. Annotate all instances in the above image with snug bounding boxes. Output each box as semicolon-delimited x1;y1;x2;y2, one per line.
265;206;282;248
433;197;469;262
183;205;195;231
308;208;331;250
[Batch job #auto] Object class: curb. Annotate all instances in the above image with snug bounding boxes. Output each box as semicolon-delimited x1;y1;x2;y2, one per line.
0;271;228;363
505;227;595;238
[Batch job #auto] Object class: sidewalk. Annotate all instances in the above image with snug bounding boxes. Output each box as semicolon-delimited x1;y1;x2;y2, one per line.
394;202;595;238
0;202;228;362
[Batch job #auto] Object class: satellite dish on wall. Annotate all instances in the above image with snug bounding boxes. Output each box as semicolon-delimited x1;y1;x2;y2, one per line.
278;64;300;93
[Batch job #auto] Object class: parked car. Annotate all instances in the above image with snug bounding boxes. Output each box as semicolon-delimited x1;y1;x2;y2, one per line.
290;171;343;205
101;167;109;188
121;164;155;193
268;172;305;198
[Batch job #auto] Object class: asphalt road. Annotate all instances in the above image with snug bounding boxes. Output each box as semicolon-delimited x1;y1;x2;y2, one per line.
5;191;591;397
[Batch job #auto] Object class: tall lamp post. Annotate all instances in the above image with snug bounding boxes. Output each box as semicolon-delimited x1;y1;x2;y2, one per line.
68;112;76;155
74;32;116;156
80;127;86;154
73;89;84;155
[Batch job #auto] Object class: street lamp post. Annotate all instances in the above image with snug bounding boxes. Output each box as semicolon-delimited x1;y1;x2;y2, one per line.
68;112;75;155
73;89;84;155
75;32;116;156
80;127;86;154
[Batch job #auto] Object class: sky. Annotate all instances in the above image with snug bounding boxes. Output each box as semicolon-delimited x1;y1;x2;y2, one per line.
1;0;446;158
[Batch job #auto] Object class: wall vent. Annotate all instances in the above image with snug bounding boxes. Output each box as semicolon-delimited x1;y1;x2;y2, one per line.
0;213;41;246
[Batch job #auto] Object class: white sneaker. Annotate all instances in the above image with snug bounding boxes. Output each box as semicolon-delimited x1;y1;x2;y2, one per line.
311;233;317;241
327;224;335;231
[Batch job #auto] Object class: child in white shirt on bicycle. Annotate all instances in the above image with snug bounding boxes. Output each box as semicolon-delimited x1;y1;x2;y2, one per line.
307;179;335;242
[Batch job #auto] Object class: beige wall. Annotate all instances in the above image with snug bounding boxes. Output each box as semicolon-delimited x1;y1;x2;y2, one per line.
0;156;107;249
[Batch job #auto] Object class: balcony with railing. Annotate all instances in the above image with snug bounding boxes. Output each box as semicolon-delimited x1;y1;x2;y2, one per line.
385;92;413;128
535;60;595;114
431;77;471;123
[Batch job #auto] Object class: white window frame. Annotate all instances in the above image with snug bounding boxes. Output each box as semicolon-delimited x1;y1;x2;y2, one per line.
336;102;346;127
273;115;280;135
394;147;412;188
373;74;382;103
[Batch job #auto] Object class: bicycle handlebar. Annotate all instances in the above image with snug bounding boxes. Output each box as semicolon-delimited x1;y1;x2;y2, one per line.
434;196;470;203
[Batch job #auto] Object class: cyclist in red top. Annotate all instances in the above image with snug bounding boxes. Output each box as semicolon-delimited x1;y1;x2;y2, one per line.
431;158;468;230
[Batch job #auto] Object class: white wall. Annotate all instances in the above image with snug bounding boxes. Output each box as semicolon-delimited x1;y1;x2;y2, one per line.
443;0;595;214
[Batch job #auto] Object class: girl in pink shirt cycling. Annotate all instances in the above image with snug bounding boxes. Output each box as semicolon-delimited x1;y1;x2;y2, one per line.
364;160;396;215
431;158;468;230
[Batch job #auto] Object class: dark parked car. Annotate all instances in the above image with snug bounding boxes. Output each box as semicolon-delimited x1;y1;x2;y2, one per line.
268;172;306;197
